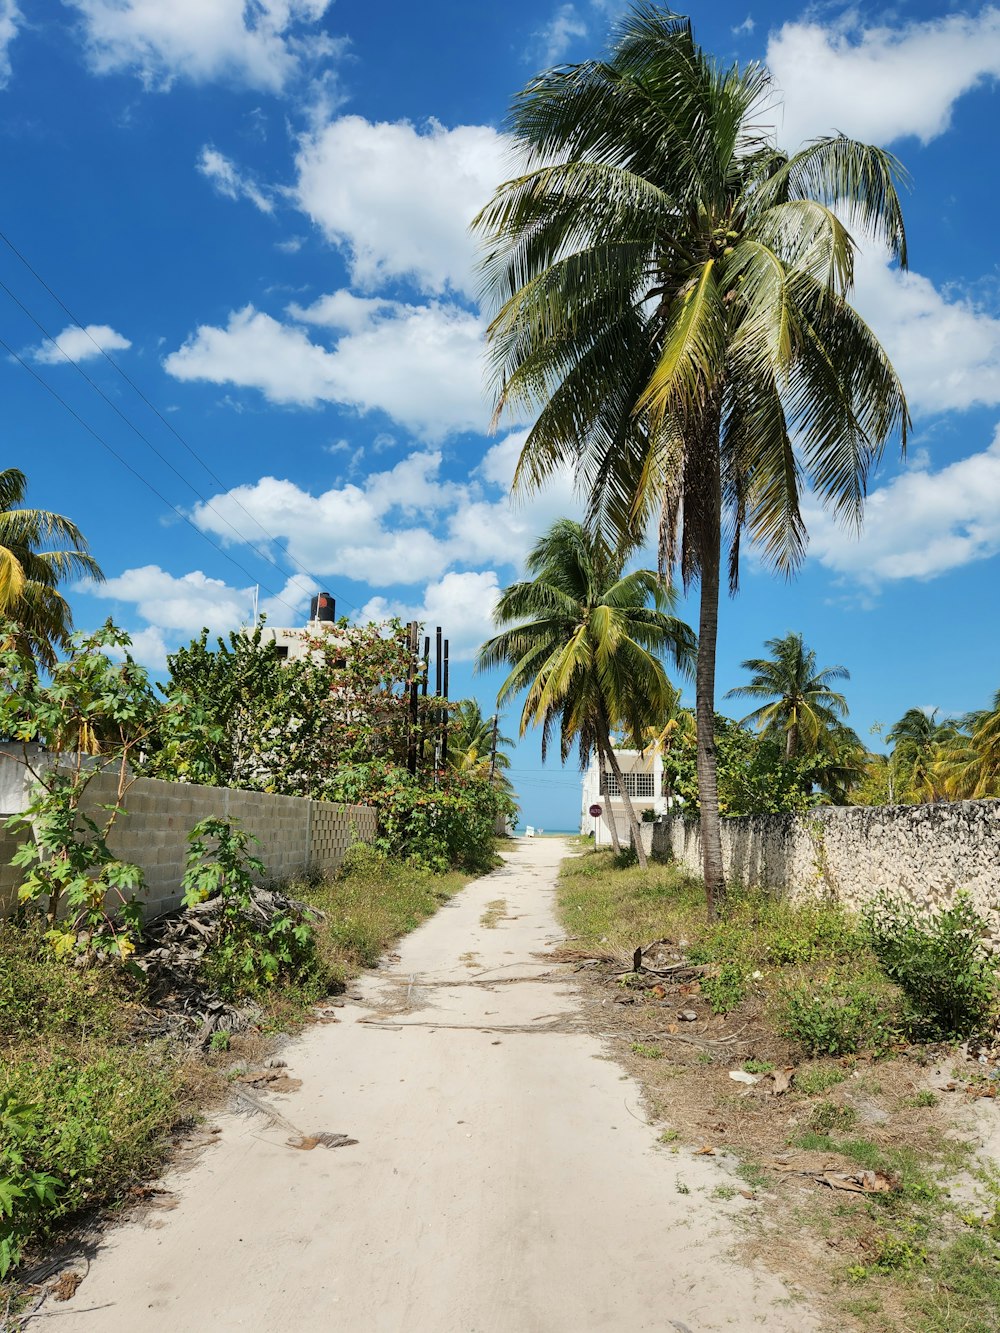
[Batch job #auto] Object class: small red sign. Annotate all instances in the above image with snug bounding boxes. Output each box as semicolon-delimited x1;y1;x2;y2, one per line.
589;803;603;817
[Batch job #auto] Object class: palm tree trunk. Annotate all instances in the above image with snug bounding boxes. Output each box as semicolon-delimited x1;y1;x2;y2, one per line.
694;423;726;918
600;723;649;870
785;721;798;761
595;737;622;855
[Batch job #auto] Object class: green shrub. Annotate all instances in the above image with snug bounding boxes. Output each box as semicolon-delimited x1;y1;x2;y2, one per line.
0;1094;60;1278
779;970;899;1056
0;1049;181;1269
326;763;510;874
862;891;996;1038
701;963;747;1014
183;818;321;1000
613;845;639;870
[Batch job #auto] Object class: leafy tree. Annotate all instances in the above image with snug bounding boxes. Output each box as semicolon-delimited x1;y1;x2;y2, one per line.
148;620;422;798
474;8;908;913
662;715;817;818
0;468;103;671
725;632;849;760
146;625;290;788
477;519;695;867
0;623;156;958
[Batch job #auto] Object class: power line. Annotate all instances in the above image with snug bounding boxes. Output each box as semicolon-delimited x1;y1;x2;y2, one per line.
0;225;359;614
0;333;304;619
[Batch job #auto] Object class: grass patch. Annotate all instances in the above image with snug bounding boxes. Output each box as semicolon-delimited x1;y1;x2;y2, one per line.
630;1041;663;1059
0;926;192;1276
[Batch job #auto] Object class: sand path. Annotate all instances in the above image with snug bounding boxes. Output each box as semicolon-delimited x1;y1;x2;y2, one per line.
46;837;816;1332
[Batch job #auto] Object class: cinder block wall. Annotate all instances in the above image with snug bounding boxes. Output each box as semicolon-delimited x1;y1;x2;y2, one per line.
653;801;1000;945
0;774;377;920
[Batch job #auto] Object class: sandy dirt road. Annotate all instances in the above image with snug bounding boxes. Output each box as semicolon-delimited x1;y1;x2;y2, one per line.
46;837;816;1332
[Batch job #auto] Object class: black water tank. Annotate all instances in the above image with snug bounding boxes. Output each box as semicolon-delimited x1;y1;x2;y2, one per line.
310;592;336;623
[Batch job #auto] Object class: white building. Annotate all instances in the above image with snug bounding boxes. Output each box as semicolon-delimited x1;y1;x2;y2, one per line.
580;746;674;848
255;592;346;664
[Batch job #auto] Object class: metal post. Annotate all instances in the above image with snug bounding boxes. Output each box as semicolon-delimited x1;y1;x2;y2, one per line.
441;638;450;767
407;620;419;776
488;714;499;782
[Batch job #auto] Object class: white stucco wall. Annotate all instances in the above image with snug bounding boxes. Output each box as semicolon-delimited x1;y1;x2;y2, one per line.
654;801;1000;946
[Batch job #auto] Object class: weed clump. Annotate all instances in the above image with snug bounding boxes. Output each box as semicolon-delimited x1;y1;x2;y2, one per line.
862;891;997;1039
778;969;900;1056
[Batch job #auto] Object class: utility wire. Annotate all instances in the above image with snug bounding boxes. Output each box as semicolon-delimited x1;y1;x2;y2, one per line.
0;277;302;587
0;226;359;614
0;334;304;618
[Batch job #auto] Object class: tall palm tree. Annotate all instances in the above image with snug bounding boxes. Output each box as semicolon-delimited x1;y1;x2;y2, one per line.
0;468;103;671
474;7;908;914
725;632;849;760
477;519;695;867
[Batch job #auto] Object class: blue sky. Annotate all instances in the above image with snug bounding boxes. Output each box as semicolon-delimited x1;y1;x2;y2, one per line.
2;1;1000;830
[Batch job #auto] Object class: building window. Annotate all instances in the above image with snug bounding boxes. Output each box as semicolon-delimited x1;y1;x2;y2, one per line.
275;646;289;660
601;771;654;798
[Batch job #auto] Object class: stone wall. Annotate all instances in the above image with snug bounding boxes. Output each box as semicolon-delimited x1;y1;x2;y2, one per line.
0;771;377;920
653;801;1000;924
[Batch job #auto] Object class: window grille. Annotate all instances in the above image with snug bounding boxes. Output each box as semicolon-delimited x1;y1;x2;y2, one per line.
601;770;655;798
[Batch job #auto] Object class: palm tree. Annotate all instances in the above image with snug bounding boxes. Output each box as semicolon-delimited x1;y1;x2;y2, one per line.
810;723;868;805
725;632;849;760
886;707;959;802
450;700;514;777
934;694;1000;801
473;7;908;914
477;519;695;867
644;680;695;806
0;468;103;671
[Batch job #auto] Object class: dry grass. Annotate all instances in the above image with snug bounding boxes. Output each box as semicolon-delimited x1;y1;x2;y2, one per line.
480;898;509;929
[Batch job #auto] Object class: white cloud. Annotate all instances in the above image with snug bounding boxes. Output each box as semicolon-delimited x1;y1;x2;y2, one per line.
805;426;1000;585
67;0;339;93
187;432;571;593
96;564;255;633
448;430;581;568
535;4;588;64
88;566;317;670
197;145;273;213
732;16;754;38
0;0;21;87
852;246;1000;416
293;115;513;298
769;9;1000;148
163;297;489;439
357;571;501;661
189;453;463;587
32;323;131;365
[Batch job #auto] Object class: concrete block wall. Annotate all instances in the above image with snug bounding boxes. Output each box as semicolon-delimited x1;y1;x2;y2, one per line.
653;800;1000;943
0;771;377;921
